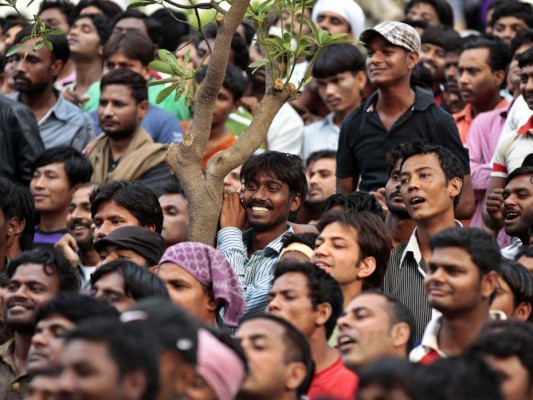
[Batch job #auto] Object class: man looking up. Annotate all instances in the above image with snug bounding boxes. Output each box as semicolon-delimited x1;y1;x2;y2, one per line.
384;142;464;341
301;44;366;162
87;68;173;192
0;248;79;398
296;150;337;225
30;147;93;250
337;291;415;373
236;314;313;400
336;21;474;219
8;26;95;150
267;261;357;400
454;38;510;144
218;151;307;322
410;227;501;363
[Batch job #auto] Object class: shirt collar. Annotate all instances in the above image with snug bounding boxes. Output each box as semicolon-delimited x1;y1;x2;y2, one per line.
518;115;533;135
243;226;294;254
365;85;435;113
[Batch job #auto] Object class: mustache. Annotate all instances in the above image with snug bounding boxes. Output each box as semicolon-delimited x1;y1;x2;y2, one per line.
13;73;30;83
246;200;273;210
7;299;35;309
69;220;92;230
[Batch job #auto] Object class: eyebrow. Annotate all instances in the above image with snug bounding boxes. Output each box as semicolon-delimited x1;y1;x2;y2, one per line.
400;166;435;175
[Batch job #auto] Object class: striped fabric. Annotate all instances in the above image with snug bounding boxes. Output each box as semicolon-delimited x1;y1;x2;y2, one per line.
217;226;293;322
383;229;432;341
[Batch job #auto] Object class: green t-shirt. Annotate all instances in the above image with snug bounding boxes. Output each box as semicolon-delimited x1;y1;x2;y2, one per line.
82;78;191;121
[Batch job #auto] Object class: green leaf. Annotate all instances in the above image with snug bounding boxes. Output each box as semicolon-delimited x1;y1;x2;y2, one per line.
44;39;53;50
33;40;44;50
156;84;178;103
5;43;26;57
149;60;174;75
127;1;154;9
45;30;66;36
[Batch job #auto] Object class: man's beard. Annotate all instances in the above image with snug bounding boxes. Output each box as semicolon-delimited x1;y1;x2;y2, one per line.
105;127;136;140
386;201;412;220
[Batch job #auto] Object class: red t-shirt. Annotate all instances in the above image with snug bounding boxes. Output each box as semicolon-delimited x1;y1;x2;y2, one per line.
308;357;359;400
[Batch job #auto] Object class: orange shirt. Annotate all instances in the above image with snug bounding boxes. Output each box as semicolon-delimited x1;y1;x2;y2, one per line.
202;135;236;170
453;98;508;144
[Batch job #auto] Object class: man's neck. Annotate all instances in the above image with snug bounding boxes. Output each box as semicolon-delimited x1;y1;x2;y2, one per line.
79;247;100;267
73;57;103;95
385;214;416;247
40;210;68;232
415;213;456;260
13;331;32;375
248;224;288;256
341;282;363;310
333;107;357;127
471;95;503;118
438;307;491;357
20;88;57;121
58;59;75;82
207;124;232;149
109;135;135;162
376;84;416;115
295;202;323;224
308;329;340;372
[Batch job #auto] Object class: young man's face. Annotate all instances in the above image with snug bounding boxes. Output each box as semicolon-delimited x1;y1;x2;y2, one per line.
444;50;461;92
509;44;533;95
315;11;352;39
400;153;459;222
520;63;533;110
405;2;440;26
492;16;529;44
92;200;143;241
67;185;96;248
490;276;531;321
420;42;446;84
211;85;238;128
337;293;398;371
306;157;336;205
97;245;148;268
425;246;494;313
484;355;533;400
104;51;151;80
10;38;62;93
223;165;242;194
156;262;213;321
98;84;148;140
316;71;365;116
91;271;136;313
4;264;61;332
39;7;70;33
312;222;362;287
366;36;417;88
267;272;319;337
385;158;410;219
67;17;102;59
502;174;533;241
242;169;301;232
27;314;76;373
58;339;143;399
159;193;189;247
458;47;503;109
31;162;75;215
236;318;304;398
280;8;311;36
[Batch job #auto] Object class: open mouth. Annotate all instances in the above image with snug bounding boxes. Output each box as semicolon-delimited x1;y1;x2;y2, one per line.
409;197;425;206
337;335;356;351
504;210;520;221
251;206;270;215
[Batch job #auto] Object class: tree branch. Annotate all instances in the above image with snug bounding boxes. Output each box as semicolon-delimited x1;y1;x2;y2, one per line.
163;0;228;15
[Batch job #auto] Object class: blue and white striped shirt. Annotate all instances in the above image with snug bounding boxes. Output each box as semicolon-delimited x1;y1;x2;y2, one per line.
217;226;293;322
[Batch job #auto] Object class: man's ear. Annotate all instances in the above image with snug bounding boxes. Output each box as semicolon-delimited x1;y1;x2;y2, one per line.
407;51;419;70
513;301;532;322
481;271;499;300
356;70;367;89
447;177;463;200
315;302;332;328
7;217;24;237
493;69;505;88
150;265;158;274
391;322;411;349
231;99;241;113
357;256;376;279
121;370;147;400
50;59;64;78
285;361;308;391
137;100;149;120
290;194;302;212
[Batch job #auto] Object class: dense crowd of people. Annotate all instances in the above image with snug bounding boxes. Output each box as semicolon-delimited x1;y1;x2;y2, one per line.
0;0;533;399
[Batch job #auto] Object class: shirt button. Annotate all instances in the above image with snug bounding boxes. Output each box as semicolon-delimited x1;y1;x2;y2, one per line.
246;267;251;271
12;382;20;392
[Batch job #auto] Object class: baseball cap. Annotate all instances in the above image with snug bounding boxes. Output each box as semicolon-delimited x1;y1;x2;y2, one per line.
360;21;421;53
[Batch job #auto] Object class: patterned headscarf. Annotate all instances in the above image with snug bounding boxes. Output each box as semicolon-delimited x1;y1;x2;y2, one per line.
159;242;245;326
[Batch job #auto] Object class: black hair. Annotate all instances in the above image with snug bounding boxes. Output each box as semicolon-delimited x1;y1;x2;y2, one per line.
31;146;93;188
467;321;533;385
89;180;163;234
273;261;343;339
149;9;189;52
196;63;247;101
281;232;318;250
305;150;336;169
358;290;417;352
100;67;148;104
0;178;35;251
312;43;365;79
72;13;112;45
421;25;462;53
157;179;188;200
357;358;419;398
519;47;533;69
430;227;501;275
200;24;250;71
412;356;504;400
112;9;161;48
246;314;314;396
66;318;159;400
316;211;392;289
386;144;405;177
7;248;80;292
463;37;511;74
516;246;533;261
103;29;154;67
13;25;70;65
400;141;464;207
404;0;454;28
401;18;429;32
510;29;533;56
499;258;533;321
3;19;29;36
490;2;533;29
239;22;256;46
411;63;434;88
505;165;533;185
36;292;118;325
91;259;169;301
38;0;76;26
241;151;308;202
322;192;385;220
75;0;123;20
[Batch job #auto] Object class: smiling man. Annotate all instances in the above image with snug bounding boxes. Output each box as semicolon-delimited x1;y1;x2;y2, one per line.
0;248;79;399
383;142;464;341
218;151;307;322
